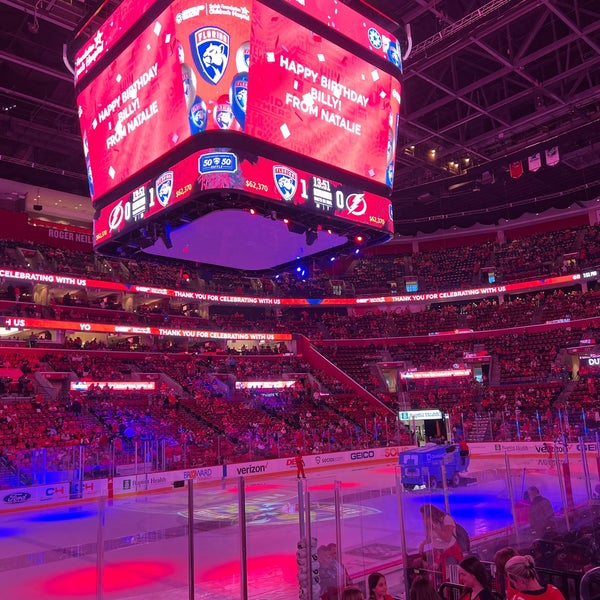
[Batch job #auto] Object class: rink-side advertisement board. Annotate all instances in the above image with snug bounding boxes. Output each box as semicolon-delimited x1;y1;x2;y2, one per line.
1;480;103;509
2;442;595;511
0;446;399;511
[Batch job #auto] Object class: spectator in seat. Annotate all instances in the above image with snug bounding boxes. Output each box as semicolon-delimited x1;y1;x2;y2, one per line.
504;555;565;600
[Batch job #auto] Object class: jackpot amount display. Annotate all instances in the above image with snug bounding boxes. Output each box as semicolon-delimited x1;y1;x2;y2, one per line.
77;0;401;202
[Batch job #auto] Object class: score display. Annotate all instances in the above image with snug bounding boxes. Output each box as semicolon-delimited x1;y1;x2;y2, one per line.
76;0;401;203
93;147;393;245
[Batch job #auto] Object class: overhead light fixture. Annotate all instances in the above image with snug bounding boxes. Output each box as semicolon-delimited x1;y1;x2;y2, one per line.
305;228;318;246
33;188;42;211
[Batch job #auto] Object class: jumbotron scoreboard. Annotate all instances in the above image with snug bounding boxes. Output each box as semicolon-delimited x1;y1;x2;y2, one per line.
71;0;402;271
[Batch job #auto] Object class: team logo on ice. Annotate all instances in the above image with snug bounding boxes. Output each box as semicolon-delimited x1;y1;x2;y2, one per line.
273;166;298;202
156;171;174;207
190;26;230;85
346;193;367;216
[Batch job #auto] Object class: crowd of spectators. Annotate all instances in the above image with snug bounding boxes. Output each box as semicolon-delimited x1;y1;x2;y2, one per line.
1;220;600;488
2;222;600;300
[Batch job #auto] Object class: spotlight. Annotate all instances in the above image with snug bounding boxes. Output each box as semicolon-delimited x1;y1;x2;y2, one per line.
355;235;364;243
305;228;318;246
249;208;256;215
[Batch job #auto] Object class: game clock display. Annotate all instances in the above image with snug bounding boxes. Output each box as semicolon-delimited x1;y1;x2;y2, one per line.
76;0;401;203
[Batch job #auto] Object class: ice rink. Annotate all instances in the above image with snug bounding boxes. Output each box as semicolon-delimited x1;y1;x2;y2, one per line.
0;451;594;599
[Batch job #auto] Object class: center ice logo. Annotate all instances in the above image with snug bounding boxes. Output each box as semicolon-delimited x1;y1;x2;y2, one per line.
190;27;230;85
273;166;298;202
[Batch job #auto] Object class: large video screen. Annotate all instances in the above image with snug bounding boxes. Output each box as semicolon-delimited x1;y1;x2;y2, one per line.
77;0;401;203
93;147;393;245
279;0;402;70
246;2;400;187
74;0;161;83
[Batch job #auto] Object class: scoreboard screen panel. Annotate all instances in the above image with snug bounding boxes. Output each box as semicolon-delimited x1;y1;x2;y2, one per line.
245;2;400;189
93;148;393;245
77;0;400;203
279;0;402;70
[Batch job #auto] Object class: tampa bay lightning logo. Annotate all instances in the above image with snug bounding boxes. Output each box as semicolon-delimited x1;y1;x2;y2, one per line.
190;27;230;85
156;171;173;207
368;28;382;49
273;166;298;202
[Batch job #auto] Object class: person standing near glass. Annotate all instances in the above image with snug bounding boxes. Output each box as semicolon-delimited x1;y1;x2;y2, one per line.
418;504;463;581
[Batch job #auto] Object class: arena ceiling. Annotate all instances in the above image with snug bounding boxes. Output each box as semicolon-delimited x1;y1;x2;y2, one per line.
0;0;599;236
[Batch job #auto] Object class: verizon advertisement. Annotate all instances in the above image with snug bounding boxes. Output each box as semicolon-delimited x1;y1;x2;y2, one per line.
93;148;393;245
76;0;401;202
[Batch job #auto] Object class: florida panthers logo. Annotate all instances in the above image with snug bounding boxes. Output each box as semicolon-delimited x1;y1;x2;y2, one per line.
190;27;230;85
156;171;174;207
231;72;248;129
273;166;298;202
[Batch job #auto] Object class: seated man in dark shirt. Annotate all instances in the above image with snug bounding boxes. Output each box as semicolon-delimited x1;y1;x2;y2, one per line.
528;485;556;539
